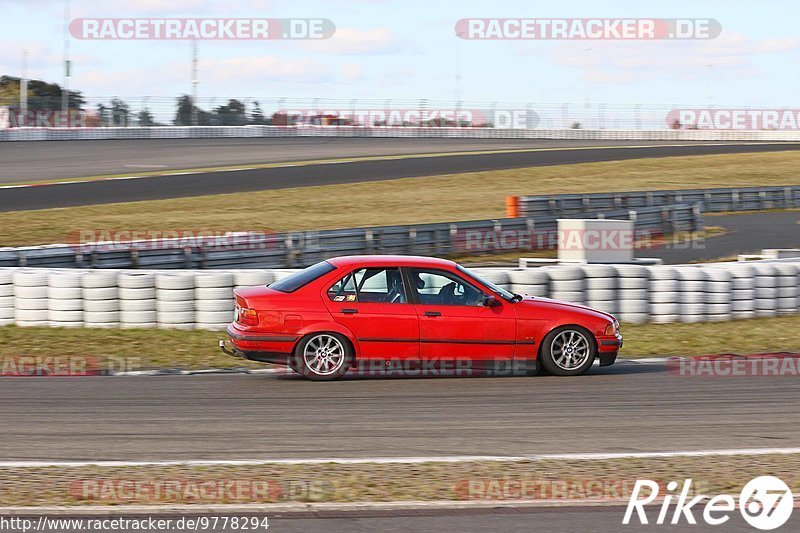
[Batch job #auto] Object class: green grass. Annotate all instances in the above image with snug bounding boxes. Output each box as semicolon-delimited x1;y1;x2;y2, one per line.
0;315;797;371
1;454;798;506
1;151;799;246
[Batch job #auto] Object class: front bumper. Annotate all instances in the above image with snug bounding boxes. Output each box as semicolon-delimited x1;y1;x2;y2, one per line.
597;335;622;366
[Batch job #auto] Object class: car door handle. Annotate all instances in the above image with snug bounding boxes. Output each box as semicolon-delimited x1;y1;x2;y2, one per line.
341;308;358;314
424;311;441;317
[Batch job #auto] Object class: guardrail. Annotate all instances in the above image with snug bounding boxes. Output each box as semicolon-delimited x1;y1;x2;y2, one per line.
4;126;800;142
0;204;701;270
0;258;796;330
508;186;800;218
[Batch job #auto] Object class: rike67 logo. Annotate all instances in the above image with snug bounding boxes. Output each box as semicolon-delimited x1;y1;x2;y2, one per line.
623;476;794;530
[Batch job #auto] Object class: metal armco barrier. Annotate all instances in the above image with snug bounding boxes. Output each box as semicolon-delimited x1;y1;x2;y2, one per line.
508;185;800;218
5;126;800;142
0;204;701;270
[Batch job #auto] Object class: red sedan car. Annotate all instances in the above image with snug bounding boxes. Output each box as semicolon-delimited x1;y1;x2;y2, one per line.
222;255;622;380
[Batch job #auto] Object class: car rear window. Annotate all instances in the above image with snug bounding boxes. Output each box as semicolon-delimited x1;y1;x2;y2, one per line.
269;261;336;293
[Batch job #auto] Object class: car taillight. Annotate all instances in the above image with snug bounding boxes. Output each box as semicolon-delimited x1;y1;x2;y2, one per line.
237;307;259;326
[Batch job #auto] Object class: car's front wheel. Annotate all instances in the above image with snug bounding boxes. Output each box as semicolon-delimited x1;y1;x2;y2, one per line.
294;332;352;381
539;326;596;376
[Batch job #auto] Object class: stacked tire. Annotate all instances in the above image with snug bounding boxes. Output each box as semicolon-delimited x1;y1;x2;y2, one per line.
270;269;299;282
677;268;706;323
82;271;119;328
703;268;732;322
156;273;195;330
728;264;756;319
48;271;84;327
546;266;585;304
13;269;49;327
194;272;235;331
582;265;617;316
119;272;157;329
472;269;512;292
648;266;680;324
508;269;549;297
773;263;798;315
614;265;650;324
233;270;274;291
753;264;778;318
0;270;13;326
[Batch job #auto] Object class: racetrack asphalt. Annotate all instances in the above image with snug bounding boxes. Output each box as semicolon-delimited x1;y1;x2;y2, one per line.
2;141;800;211
0;138;785;183
645;210;800;264
1;360;798;462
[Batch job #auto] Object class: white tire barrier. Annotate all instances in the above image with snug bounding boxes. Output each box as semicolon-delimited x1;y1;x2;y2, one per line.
155;273;195;328
0;260;798;330
81;270;120;326
545;266;585;304
614;265;650;324
118;272;156;289
509;268;549;297
233;270;274;289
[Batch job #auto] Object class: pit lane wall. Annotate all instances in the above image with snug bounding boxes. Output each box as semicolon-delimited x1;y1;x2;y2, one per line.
4;126;800;141
0;259;798;330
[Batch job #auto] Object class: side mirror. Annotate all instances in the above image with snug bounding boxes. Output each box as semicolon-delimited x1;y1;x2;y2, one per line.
483;294;501;307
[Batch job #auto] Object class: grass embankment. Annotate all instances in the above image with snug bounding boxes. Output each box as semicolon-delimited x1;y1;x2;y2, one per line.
0;454;798;506
0;315;797;371
0;151;798;246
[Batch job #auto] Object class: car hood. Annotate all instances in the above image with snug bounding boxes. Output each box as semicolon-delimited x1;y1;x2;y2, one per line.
515;296;616;322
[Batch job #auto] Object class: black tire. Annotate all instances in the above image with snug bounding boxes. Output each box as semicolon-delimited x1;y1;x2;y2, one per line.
293;332;352;381
538;326;597;376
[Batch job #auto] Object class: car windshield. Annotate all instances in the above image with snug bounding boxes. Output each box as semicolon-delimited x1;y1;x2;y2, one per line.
456;265;518;302
269;261;336;293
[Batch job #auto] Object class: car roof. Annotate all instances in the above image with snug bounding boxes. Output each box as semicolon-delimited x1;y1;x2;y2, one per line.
326;255;457;269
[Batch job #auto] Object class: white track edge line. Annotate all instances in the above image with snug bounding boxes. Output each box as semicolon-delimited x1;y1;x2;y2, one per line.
2;448;799;468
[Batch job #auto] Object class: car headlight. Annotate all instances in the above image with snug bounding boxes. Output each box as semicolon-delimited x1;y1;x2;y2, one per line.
604;320;621;336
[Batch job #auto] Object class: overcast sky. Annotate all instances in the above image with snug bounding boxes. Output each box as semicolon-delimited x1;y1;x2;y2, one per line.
2;0;799;106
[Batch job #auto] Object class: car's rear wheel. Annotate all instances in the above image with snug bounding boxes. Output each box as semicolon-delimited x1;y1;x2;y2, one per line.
294;332;352;381
539;326;596;376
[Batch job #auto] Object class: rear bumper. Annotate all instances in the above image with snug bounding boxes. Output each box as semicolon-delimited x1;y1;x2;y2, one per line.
225;323;296;365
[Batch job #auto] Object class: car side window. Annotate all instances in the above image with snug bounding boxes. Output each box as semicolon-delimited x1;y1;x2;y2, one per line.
327;268;407;304
410;269;485;307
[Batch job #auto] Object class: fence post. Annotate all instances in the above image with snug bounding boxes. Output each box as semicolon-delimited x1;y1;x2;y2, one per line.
365;229;374;254
692;203;704;233
448;224;458;255
284;234;295;268
407;227;417;254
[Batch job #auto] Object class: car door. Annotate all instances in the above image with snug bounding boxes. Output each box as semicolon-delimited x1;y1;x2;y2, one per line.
323;266;420;360
407;267;516;362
